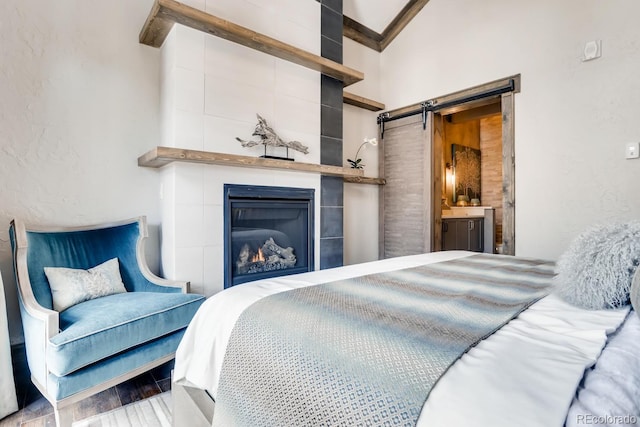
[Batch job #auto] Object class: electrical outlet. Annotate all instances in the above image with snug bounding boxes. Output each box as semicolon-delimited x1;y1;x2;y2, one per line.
583;40;602;61
626;142;639;159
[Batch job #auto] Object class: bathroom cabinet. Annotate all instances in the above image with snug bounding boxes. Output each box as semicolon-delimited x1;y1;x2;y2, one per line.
442;218;484;252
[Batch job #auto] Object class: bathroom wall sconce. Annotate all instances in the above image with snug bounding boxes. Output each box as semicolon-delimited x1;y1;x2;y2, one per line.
445;162;454;189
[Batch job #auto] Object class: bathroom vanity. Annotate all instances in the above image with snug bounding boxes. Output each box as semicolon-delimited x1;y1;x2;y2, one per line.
441;207;495;253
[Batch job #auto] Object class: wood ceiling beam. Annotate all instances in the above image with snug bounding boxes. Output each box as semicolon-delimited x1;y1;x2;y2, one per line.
379;0;430;51
343;16;383;52
343;0;430;52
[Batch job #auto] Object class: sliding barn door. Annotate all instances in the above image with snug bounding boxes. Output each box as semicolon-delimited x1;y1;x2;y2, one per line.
379;113;433;258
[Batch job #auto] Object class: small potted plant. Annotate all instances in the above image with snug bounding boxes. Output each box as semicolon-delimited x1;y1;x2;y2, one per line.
347;137;378;169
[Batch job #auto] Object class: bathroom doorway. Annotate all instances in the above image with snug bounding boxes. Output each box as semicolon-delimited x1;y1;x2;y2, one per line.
431;78;517;254
435;98;503;253
377;75;518;258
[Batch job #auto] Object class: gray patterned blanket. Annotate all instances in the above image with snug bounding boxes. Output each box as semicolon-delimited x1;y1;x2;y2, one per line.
213;254;555;426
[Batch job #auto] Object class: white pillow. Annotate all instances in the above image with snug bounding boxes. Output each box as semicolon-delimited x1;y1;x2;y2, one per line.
554;221;640;309
44;258;127;312
631;267;640;317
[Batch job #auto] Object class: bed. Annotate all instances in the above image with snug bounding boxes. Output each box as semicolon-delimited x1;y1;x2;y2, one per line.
172;249;640;427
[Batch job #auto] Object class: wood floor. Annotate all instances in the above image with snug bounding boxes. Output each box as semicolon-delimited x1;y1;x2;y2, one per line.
0;344;172;427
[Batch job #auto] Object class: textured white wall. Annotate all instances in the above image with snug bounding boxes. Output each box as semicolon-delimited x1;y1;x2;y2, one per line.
343;38;381;265
0;0;162;343
380;0;640;259
160;1;322;296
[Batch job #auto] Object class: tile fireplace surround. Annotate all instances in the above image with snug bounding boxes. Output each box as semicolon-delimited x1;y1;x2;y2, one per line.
157;0;345;297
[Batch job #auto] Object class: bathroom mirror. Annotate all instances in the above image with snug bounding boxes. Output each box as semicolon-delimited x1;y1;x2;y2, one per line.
451;144;481;205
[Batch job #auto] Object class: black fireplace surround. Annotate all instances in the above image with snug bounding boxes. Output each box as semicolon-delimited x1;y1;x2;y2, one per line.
224;184;315;288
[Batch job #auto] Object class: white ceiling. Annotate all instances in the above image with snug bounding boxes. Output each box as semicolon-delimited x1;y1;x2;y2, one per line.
343;0;410;34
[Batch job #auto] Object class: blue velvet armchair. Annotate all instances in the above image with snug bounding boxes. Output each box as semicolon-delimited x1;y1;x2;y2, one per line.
10;216;205;426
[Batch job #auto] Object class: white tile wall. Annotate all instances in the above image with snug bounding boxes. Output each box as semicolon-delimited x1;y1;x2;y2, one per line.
175;68;205;113
203;204;223;247
203;245;223;295
203;115;255;156
174;204;204;248
204;38;275;90
160;31;177;148
175;26;205;73
174;163;204;204
275;61;320;103
204;74;275;123
207;0;275;38
276;0;320;32
174;110;204;150
274;94;320;136
160;167;176;278
175;246;204;295
274;20;319;54
160;1;322;295
202;0;319;53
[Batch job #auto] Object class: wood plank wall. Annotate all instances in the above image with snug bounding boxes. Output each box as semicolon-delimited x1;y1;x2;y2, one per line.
480;114;503;248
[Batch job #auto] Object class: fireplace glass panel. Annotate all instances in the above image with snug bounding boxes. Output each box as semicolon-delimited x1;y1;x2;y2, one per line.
224;185;314;288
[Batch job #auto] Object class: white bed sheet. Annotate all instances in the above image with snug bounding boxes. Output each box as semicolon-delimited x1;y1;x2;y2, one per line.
174;251;629;427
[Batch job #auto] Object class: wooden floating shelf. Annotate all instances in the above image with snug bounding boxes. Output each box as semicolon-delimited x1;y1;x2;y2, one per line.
343;176;386;185
343;91;385;112
140;0;364;87
138;146;365;179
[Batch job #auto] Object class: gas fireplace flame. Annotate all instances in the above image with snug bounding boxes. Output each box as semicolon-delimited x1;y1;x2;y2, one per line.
236;239;296;276
251;247;265;263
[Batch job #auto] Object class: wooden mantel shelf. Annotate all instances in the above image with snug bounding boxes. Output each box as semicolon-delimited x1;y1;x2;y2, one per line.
138;146;366;179
344;176;386;185
140;0;364;87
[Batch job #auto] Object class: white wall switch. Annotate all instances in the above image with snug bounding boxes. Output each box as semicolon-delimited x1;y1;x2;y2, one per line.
626;142;640;159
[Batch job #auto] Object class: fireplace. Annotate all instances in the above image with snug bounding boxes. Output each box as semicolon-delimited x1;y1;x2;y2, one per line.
224;184;314;288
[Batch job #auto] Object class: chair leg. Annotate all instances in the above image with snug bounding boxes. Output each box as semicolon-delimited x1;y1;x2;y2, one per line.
54;405;74;427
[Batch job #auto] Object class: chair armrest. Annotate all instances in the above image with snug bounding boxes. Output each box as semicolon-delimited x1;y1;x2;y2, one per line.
12;220;60;339
17;293;58;387
17;290;59;340
140;269;191;293
136;217;190;293
12;225;60;388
